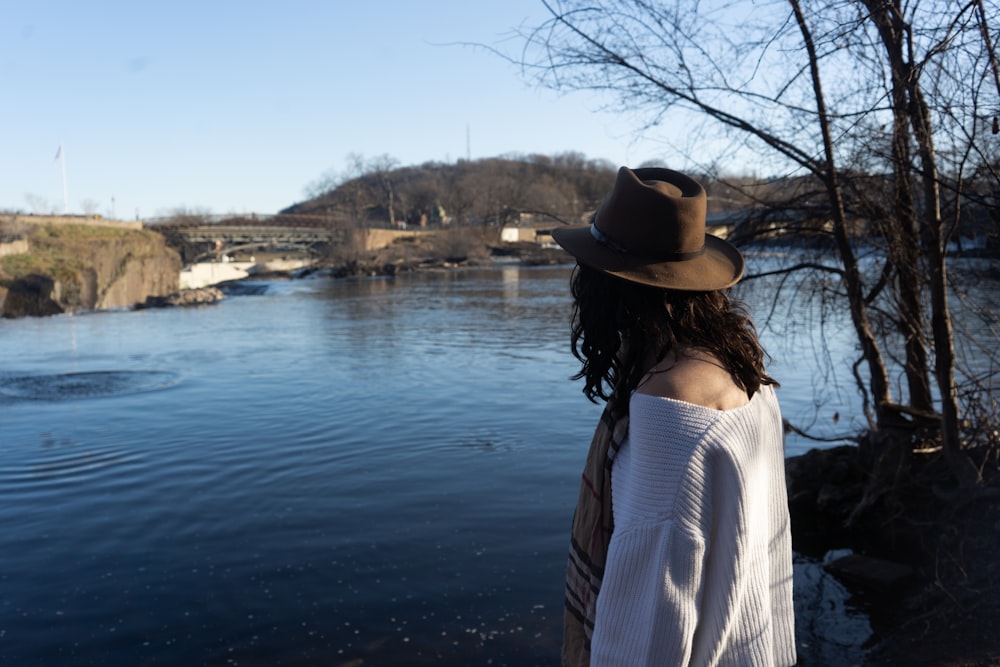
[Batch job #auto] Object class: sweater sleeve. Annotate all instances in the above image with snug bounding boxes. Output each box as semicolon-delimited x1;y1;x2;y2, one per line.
590;520;706;665
589;395;713;666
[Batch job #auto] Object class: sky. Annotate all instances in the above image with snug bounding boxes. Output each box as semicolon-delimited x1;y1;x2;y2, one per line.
1;1;685;219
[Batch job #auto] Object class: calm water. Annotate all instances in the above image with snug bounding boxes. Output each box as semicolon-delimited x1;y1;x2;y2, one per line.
4;260;989;666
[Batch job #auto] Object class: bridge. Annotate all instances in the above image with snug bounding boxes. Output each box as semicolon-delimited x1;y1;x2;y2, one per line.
145;213;421;264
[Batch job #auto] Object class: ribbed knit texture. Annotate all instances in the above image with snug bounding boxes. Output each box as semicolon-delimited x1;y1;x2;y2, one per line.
590;385;796;666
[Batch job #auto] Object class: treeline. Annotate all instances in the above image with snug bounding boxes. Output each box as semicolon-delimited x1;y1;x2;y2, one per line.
283;152;791;230
283;152;619;228
717;169;999;252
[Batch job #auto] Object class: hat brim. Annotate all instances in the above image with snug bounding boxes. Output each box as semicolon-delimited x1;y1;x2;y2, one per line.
551;225;745;291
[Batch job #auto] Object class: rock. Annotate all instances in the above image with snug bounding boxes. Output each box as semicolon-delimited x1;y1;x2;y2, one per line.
785;445;866;554
824;553;916;592
0;274;65;318
136;287;225;309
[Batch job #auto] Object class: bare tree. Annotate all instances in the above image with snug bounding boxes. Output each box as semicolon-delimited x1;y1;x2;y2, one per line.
513;0;999;489
375;156;403;226
24;193;55;215
337;153;401;226
159;206;213;224
857;0;995;485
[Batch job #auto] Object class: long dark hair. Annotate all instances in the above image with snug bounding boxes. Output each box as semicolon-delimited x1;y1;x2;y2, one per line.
569;264;776;417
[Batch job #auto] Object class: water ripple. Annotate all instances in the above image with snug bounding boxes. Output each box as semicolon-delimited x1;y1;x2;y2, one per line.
0;370;181;401
0;446;139;484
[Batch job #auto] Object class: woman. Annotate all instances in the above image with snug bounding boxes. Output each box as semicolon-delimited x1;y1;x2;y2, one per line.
551;167;796;666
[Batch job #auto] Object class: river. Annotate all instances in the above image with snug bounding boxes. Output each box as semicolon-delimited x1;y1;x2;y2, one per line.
2;259;992;666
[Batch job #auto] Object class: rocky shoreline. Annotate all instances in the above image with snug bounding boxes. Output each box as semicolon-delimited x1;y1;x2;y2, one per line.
317;240;569;279
135;286;226;309
785;443;1000;666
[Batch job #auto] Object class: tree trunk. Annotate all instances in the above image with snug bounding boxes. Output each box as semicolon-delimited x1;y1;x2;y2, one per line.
862;0;934;415
907;80;981;486
791;0;893;427
863;0;979;487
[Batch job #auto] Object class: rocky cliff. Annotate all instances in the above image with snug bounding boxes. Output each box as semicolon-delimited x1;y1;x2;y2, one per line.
0;224;182;318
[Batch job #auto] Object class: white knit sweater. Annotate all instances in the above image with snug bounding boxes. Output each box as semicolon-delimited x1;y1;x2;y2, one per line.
590;385;796;666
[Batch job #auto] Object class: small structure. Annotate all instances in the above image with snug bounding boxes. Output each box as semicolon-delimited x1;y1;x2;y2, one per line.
501;226;538;243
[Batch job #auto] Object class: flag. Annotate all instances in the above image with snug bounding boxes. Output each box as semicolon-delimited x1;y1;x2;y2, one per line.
53;146;62;165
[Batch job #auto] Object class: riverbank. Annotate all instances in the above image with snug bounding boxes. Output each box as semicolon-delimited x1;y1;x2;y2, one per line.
312;232;570;278
788;444;1000;666
862;462;1000;666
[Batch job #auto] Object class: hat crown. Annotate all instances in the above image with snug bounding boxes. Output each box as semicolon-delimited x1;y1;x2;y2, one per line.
549;165;744;291
595;167;707;259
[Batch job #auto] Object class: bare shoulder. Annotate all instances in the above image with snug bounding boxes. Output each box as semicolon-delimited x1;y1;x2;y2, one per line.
636;348;750;411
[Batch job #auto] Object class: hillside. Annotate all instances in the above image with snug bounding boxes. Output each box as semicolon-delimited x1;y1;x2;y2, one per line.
283;153;619;229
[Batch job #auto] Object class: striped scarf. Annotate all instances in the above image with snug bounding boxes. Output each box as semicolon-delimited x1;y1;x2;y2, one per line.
563;403;629;667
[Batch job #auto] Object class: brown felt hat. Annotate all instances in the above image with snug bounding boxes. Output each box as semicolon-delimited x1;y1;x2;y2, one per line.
551;166;744;291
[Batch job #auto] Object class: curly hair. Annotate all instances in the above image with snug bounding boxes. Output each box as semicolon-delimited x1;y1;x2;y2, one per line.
569;264;776;418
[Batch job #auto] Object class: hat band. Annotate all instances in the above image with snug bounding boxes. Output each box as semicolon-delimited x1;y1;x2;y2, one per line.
590;224;706;261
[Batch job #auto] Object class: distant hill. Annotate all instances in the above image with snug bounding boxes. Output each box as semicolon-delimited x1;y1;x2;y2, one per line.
282;153;618;229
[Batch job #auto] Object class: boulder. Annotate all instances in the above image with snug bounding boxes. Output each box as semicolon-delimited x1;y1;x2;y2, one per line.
136;287;225;309
0;274;65;318
785;445;867;554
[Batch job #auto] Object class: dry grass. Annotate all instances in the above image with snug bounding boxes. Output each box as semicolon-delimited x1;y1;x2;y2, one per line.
0;224;165;283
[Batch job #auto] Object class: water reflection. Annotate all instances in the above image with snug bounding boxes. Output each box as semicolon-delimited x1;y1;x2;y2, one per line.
794;552;873;666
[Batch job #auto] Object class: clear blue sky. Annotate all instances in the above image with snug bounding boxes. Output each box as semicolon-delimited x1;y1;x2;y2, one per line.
1;1;682;219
